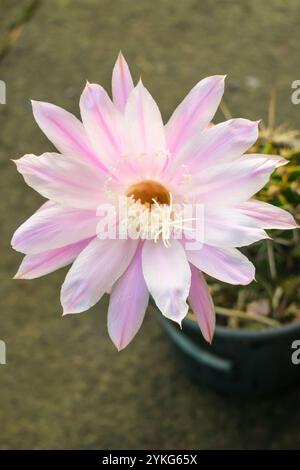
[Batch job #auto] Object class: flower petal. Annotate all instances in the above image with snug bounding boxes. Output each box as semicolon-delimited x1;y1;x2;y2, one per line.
12;202;99;254
186;244;255;285
142;239;191;325
238;199;298;229
168;118;259;173
14;153;116;210
14;238;92;279
112;52;134;113
124;81;167;178
31;100;103;168
108;245;149;351
61;238;138;314
202;206;269;247
165;75;225;155
243;153;288;168
188;265;215;343
80;83;125;167
189;155;281;206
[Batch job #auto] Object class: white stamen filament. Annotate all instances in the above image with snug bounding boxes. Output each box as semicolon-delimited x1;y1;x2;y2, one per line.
119;192;199;247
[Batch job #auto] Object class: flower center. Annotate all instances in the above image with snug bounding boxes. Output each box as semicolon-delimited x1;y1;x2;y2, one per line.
126;180;171;206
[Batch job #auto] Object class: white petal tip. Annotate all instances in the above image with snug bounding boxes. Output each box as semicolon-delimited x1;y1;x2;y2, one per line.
62;307;82;316
62;310;72;316
240;274;256;285
276;221;299;230
13;271;30;280
174;320;183;329
276;159;289;167
31;100;43;111
205;334;213;344
112;339;127;352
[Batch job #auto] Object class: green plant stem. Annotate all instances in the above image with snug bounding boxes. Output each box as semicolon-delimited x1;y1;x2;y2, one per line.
214;306;281;327
220;100;232;120
267;240;277;279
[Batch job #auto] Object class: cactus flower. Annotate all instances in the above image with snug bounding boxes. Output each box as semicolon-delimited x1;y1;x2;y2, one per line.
12;53;297;349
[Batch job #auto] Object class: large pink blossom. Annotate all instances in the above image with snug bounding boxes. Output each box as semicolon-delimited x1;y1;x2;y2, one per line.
12;53;297;350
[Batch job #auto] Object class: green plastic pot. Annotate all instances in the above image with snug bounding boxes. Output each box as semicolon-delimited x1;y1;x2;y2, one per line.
160;314;300;396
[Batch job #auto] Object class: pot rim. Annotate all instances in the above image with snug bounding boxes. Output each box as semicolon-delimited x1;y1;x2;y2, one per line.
183;315;300;339
150;297;300;338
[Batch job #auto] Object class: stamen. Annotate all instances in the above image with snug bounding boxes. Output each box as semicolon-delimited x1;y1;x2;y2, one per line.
118;190;200;247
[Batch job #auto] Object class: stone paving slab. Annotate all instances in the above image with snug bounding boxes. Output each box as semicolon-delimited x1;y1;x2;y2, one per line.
0;0;300;449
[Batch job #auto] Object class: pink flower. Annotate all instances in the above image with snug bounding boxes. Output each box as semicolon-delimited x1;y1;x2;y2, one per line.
12;53;297;350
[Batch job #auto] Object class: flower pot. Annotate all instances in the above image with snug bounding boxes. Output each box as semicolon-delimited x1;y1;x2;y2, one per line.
160;314;300;396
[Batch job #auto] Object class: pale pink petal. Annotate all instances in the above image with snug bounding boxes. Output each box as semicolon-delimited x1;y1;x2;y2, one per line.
124;81;167;178
112;52;134;113
12;202;99;254
80;83;124;167
14;238;92;279
238;199;298;229
188;155;281;206
243;153;288;167
142;239;191;325
108;246;149;351
61;238;138;314
186;244;255;285
14;153;118;210
165;75;225;155
202;206;269;247
31;100;104;169
168;118;259;173
188;265;215;343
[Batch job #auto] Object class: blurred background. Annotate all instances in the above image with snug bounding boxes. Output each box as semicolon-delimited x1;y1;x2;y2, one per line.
1;0;300;450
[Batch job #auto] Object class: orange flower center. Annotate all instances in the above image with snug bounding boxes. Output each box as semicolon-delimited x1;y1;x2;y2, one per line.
126;180;170;206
